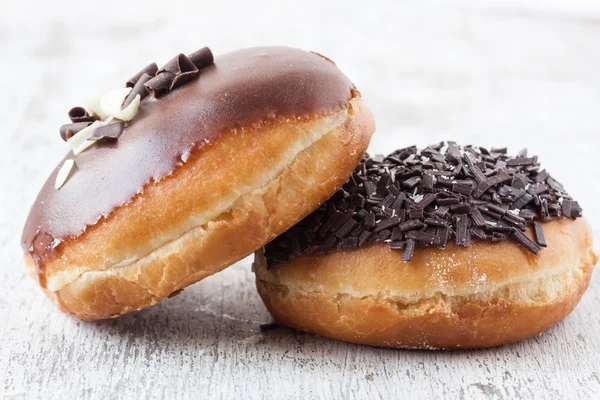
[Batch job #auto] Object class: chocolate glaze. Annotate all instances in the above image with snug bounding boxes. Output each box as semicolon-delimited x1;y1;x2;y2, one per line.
22;47;355;265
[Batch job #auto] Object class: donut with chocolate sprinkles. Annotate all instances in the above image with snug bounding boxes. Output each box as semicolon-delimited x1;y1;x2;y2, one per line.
254;142;597;349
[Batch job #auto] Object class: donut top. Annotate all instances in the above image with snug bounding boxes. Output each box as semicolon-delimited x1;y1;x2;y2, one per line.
22;46;355;263
264;142;582;266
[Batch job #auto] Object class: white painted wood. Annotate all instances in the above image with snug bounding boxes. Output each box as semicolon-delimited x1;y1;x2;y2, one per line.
1;1;599;398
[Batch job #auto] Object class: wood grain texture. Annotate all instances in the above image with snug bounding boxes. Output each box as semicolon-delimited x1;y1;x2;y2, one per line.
1;0;600;398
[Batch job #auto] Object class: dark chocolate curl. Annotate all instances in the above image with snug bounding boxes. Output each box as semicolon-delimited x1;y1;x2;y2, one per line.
158;53;198;76
171;69;200;90
126;62;159;87
59;122;92;141
90;121;125;141
188;47;214;69
122;73;152;109
144;72;176;98
68;107;94;123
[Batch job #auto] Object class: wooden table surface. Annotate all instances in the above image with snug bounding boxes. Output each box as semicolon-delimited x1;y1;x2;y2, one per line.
1;1;599;398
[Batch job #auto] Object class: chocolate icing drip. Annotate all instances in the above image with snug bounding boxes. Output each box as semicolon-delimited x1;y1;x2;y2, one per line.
22;47;355;263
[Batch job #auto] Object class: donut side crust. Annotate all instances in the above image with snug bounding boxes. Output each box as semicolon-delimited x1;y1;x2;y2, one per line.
254;218;597;349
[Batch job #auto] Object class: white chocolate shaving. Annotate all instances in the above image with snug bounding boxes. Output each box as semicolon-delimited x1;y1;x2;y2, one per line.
55;159;75;189
67;120;102;155
100;87;140;121
118;94;141;121
86;95;108;119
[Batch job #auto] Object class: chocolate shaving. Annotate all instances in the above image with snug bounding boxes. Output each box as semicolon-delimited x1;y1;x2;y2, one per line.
487;204;507;215
144;72;176;98
511;193;534;210
562;199;582;218
402;239;416;262
122;73;152;109
391;227;403;241
507;157;536;167
171;68;200;90
534;170;549;183
188;47;214;70
452;184;472;195
512;174;527;189
157;53;200;90
417;193;437;209
341;237;358;249
421;174;435;191
473;169;511;198
512;229;541;254
399;219;423;232
159;53;197;75
402;176;420;189
68;107;94;123
60;122;92;141
405;230;436;245
336;219;358;239
471;208;486;227
450;202;471;214
533;221;547;247
364;213;376;230
436;198;459;206
357;231;371;247
126;62;158;88
374;216;401;232
264;143;582;267
259;322;280;331
89;121;125;141
455;214;469;246
527;183;549;196
423;218;447;227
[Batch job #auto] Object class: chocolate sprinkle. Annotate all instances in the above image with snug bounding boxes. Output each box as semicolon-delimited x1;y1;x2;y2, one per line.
533;221;547;247
89;121;125;141
562;199;582;218
455;214;469;246
512;229;541;254
259;322;281;331
402;239;416;261
264;143;582;266
126;62;159;88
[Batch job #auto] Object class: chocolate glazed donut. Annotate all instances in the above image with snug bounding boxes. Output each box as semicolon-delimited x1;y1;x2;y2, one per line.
22;47;375;320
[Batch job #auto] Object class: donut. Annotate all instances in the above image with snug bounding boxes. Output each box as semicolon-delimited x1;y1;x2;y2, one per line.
254;143;597;349
22;46;375;320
